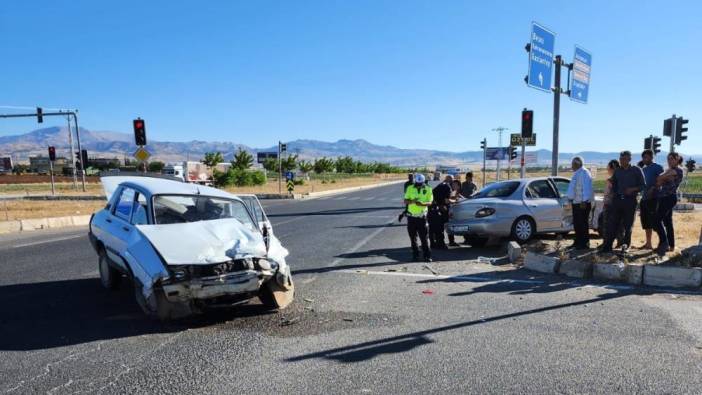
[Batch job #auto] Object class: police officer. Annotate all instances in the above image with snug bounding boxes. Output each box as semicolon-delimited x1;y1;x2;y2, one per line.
404;173;433;262
397;173;414;222
428;175;453;249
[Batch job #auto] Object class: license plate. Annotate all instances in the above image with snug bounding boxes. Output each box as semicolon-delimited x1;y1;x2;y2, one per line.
450;225;470;233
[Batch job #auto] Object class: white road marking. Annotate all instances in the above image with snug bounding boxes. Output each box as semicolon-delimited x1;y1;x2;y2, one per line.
334;197;347;200
333;269;543;285
362;197;375;201
12;234;83;249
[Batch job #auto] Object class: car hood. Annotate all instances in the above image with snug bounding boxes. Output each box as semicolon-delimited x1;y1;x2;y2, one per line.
136;218;288;266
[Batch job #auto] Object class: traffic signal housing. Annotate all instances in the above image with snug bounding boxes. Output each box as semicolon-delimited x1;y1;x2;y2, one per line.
644;136;652;150
279;142;287;153
675;117;689;145
685;159;696;173
509;146;517;161
37;107;43;123
521;109;533;138
48;146;56;161
652;136;661;154
81;149;88;167
133;118;147;146
663;118;673;136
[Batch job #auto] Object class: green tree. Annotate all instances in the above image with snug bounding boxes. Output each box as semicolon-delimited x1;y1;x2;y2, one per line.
202;152;223;169
147;161;165;172
12;164;29;175
313;157;335;173
280;154;298;173
335;156;355;173
262;157;278;172
231;148;254;170
297;160;314;174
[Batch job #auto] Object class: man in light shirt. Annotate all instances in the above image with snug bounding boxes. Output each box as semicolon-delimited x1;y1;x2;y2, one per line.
566;156;594;250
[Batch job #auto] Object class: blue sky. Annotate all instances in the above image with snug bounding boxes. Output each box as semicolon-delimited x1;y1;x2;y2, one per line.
0;0;700;153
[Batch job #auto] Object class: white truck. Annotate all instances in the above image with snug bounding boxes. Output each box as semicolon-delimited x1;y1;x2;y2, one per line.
163;161;231;185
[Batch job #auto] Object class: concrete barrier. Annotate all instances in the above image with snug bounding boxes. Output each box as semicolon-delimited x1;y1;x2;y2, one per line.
302;180;405;199
524;252;560;274
559;259;593;279
47;216;74;228
71;215;92;226
643;265;702;288
593;263;643;285
507;241;522;263
0;220;21;234
20;218;49;231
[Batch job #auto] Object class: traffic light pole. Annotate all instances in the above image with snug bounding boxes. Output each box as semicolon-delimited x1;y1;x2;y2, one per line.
482;142;487;187
66;115;78;188
277;142;282;195
520;140;526;178
670;115;677;153
551;55;564;176
49;159;55;196
73;112;87;192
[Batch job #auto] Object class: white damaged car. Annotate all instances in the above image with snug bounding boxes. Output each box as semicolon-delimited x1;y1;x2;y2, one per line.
89;176;294;320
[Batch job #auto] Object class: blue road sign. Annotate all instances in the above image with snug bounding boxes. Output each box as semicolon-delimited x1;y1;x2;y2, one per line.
486;147;508;160
570;45;592;104
527;22;555;92
285;171;294;181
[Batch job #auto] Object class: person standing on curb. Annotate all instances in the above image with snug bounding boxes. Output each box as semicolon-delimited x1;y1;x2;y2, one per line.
566;156;593;250
602;160;624;247
398;173;414;222
638;149;664;250
600;151;645;253
654;152;684;256
404;173;433;262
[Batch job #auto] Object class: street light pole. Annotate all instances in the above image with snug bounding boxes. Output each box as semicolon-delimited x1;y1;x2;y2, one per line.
492;127;508;181
66;115;77;188
72;111;86;192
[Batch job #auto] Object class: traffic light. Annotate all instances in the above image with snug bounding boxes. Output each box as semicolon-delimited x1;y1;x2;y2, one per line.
644;136;652;150
480;138;486;150
48;146;56;161
652;136;661;154
279;142;287;153
509;146;517;161
663;118;673;137
521;109;533;138
133;118;147;146
675;117;689;145
685;159;696;173
37;107;43;123
81;149;88;167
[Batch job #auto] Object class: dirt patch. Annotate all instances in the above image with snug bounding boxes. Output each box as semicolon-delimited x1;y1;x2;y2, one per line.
0;200;105;220
223;174;403;195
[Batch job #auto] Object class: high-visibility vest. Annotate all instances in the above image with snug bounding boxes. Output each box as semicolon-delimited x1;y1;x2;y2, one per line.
404;184;433;216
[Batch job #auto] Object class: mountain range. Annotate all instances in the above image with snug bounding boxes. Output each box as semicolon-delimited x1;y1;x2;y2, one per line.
0;127;698;167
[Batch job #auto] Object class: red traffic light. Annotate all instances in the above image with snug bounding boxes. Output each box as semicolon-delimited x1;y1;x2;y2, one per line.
48;146;56;161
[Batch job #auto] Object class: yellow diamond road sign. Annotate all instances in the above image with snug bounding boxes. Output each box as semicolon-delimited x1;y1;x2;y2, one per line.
134;147;151;162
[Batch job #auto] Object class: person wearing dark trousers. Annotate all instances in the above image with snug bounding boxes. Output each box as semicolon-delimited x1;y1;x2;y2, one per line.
428;175;453;249
404;174;433;262
397;173;414;222
600;151;646;253
638;149;663;250
566;156;593;250
602;160;625;247
653;152;684;256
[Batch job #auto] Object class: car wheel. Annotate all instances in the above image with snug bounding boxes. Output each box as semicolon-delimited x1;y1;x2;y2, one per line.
511;217;535;243
259;277;295;310
133;280;191;321
98;251;121;290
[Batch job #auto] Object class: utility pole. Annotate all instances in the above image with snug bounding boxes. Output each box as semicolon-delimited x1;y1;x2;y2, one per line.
480;138;487;187
72;111;86;191
277;141;282;194
551;55;564;176
492;127;507;181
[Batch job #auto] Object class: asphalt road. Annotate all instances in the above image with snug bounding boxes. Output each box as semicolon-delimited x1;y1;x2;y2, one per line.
1;183;701;394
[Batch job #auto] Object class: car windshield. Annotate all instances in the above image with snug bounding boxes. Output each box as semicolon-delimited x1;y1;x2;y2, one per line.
152;194;257;231
472;181;520;198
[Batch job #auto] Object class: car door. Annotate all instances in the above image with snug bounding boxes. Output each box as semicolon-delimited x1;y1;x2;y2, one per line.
104;186;138;271
524;179;562;231
238;194;273;236
550;177;574;230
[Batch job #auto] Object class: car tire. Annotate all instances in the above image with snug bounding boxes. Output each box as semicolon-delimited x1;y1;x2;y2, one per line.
511;216;535;243
98;250;121;290
259;277;295;310
133;280;192;321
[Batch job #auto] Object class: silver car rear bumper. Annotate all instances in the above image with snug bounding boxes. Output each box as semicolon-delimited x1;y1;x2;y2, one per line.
446;218;512;238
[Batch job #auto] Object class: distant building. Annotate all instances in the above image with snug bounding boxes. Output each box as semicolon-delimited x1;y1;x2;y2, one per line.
88;157;121;169
0;156;12;173
29;155;70;174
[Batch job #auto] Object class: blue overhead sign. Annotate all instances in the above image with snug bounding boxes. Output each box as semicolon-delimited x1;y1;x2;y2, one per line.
486;147;509;160
570;45;592;103
527;22;555;92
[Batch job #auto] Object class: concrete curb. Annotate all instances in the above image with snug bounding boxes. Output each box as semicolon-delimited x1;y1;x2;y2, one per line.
299;179;405;200
522;250;700;289
0;214;92;234
0;195;105;201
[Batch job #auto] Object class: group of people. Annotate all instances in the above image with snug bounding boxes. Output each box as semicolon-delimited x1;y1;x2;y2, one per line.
567;149;685;256
400;171;478;262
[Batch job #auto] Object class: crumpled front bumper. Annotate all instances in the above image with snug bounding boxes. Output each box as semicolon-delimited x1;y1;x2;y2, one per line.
161;269;273;302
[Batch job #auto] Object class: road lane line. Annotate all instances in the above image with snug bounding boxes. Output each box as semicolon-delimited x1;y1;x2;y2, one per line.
11;234;84;249
347;197;360;201
300;217;396;284
332;269;544;285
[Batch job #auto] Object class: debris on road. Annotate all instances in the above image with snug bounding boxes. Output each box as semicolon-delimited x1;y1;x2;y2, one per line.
423;264;439;275
422;289;434;295
280;316;299;327
343;317;354;322
303;298;315;303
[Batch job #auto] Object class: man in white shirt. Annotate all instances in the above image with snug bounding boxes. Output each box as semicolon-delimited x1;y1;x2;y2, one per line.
566;156;594;249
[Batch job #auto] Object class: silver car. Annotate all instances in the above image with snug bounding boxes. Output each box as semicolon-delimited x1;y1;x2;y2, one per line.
446;177;603;245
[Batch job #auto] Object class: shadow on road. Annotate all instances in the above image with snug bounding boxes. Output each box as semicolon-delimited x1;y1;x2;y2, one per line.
0;278;274;351
267;206;401;218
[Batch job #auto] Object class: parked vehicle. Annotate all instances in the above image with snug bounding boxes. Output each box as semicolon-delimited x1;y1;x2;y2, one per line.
446;177;603;245
163;161;231;185
89;176;293;320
